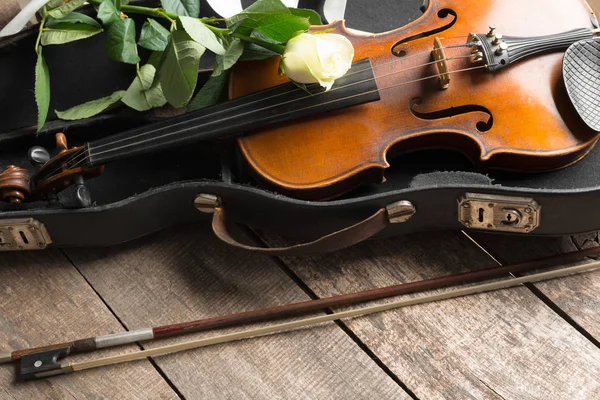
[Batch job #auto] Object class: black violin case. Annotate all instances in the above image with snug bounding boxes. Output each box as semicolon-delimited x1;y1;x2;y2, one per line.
1;0;599;252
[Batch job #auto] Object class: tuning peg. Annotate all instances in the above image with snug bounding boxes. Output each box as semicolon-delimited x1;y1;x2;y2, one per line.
492;33;503;45
57;175;92;209
495;42;508;55
28;146;50;165
56;133;68;153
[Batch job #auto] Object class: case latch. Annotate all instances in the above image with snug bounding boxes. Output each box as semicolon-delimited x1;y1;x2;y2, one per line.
0;218;52;251
458;193;541;233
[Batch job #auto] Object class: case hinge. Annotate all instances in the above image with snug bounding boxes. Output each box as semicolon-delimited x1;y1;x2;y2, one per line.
0;218;52;251
458;193;541;233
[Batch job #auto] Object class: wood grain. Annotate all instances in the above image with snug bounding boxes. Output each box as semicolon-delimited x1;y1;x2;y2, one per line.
590;0;600;14
233;0;597;199
258;230;600;399
64;224;411;400
0;1;20;31
470;231;600;340
0;250;177;399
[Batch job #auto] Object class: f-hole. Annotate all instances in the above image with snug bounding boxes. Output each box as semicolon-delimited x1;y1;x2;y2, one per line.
410;97;494;132
391;9;457;56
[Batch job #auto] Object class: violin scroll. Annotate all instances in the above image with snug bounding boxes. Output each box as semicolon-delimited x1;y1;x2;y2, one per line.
30;133;104;202
0;165;31;205
0;133;104;206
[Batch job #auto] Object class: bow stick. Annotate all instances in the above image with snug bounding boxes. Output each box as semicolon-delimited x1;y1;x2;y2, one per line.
2;246;600;380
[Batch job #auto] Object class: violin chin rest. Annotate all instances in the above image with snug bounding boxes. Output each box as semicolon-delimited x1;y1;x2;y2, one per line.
563;38;600;131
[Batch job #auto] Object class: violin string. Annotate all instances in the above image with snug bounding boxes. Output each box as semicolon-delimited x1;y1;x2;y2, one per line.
46;40;479;179
46;37;477;173
86;54;476;156
58;62;491;176
73;64;495;170
89;38;476;155
46;46;477;177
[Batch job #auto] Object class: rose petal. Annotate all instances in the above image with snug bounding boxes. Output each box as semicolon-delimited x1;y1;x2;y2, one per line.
285;34;323;75
281;52;320;84
318;34;355;62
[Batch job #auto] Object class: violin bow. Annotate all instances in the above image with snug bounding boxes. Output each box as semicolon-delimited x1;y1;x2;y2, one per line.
2;246;600;380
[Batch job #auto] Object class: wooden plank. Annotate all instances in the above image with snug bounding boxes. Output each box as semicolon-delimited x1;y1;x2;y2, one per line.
470;231;600;339
0;1;20;30
258;230;600;399
0;250;177;399
64;224;411;400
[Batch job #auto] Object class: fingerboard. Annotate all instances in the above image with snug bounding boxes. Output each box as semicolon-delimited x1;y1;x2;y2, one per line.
85;59;379;166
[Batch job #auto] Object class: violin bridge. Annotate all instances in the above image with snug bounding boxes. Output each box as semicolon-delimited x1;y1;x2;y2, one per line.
431;37;450;89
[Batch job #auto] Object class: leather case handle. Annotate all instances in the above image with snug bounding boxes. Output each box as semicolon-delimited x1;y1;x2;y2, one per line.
212;206;389;256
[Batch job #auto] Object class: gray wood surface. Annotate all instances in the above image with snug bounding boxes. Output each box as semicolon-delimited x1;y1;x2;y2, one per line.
64;225;411;400
0;1;20;30
471;231;600;340
258;230;600;399
0;250;178;399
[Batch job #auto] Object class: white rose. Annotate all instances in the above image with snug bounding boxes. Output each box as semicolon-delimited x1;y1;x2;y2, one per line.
280;33;354;91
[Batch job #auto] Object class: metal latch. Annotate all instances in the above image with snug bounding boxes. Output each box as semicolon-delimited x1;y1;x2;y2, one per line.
0;218;52;251
458;193;541;233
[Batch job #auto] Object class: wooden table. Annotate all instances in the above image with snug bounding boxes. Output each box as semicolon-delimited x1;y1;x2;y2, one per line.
2;1;600;397
1;223;599;399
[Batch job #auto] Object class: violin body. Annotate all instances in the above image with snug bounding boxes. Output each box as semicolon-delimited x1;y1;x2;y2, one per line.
232;0;599;200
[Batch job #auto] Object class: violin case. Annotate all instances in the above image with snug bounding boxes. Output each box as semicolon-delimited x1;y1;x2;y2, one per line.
1;0;600;252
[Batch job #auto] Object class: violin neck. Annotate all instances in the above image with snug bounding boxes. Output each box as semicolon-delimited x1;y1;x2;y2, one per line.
84;58;379;167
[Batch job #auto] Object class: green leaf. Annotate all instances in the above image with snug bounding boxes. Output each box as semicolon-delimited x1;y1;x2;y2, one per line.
105;18;140;64
41;23;103;45
239;42;278;61
289;8;322;25
97;0;120;25
253;14;310;43
35;49;51;131
159;30;205;108
56;90;126;120
244;0;289;14
138;19;170;51
179;16;225;55
188;70;229;111
46;12;101;28
213;38;243;76
146;81;168;108
47;0;86;19
227;12;309;43
46;0;66;8
161;0;199;17
290;79;312;95
226;0;290;31
122;64;167;111
147;51;164;68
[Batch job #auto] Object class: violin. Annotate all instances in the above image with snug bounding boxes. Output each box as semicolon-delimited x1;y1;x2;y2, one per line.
0;0;598;205
232;0;600;199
